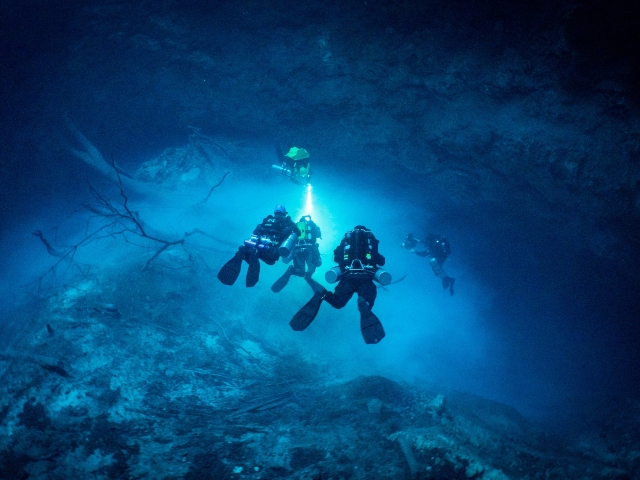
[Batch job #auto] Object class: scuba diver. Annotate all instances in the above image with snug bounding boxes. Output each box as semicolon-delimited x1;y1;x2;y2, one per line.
217;205;300;288
271;215;323;293
402;233;455;295
290;225;391;344
272;146;311;185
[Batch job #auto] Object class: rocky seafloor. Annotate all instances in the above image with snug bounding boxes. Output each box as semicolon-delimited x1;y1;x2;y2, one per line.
1;262;638;480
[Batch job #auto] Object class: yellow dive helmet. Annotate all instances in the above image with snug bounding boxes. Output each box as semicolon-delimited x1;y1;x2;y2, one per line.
285;147;310;161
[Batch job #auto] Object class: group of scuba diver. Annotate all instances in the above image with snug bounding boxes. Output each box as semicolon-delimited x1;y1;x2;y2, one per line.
217;147;455;344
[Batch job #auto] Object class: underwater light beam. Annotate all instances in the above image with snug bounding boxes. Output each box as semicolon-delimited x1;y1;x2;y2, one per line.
304;183;313;216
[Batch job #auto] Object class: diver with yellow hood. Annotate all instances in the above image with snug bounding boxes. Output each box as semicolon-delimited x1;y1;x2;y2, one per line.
272;146;311;185
271;214;322;292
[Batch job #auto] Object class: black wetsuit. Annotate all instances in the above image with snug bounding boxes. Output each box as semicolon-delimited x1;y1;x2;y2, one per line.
413;234;449;278
414;234;449;264
408;233;454;295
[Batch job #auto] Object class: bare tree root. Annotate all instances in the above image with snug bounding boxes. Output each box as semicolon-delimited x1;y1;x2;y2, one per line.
187;126;234;167
208;314;256;359
87;162;211;271
198;170;230;205
32;231;65;258
34;159;213;285
64;116;113;178
64;117;153;197
34;123;234;289
32;221;113;290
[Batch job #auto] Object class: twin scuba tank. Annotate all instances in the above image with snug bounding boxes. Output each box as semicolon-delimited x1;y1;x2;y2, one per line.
324;266;391;285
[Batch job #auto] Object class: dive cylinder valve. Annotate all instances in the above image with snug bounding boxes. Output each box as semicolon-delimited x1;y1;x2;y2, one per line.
278;232;299;257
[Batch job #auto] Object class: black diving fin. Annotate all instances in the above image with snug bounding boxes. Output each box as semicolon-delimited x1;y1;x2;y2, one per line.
290;291;325;331
271;267;294;293
246;255;261;288
217;252;243;286
358;298;385;344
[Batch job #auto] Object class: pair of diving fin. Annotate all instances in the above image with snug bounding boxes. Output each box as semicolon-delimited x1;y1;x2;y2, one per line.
217;251;260;287
289;292;386;344
442;276;455;295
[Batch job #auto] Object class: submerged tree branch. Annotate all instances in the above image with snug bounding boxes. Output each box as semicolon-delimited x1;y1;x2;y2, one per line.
198;170;230;205
34;157;214;283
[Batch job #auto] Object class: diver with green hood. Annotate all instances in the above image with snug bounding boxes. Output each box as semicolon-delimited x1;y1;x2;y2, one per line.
272;146;311;185
271;214;322;293
217;205;300;287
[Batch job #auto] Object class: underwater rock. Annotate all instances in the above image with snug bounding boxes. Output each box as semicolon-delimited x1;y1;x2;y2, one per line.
345;375;407;405
0;254;635;479
366;398;383;414
426;394;446;416
18;401;51;431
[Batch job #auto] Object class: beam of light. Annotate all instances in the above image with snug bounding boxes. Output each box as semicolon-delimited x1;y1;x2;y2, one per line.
304;183;313;216
295;182;335;247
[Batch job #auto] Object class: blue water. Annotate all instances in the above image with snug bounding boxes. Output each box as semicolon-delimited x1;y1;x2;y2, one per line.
1;0;639;436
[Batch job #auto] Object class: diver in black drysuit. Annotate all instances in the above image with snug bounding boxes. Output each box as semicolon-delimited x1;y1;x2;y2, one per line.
290;225;388;344
217;205;300;288
271;215;323;292
402;233;455;295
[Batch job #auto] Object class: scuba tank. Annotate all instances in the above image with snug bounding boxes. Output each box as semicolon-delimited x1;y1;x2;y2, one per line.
325;266;342;284
326;266;391;285
374;269;392;285
278;232;299;257
272;163;293;177
429;257;445;277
